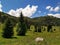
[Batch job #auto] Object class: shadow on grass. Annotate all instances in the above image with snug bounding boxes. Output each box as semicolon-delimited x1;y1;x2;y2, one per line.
3;37;17;39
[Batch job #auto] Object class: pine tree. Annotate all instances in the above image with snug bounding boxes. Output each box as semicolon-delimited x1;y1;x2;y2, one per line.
2;18;14;38
17;12;27;36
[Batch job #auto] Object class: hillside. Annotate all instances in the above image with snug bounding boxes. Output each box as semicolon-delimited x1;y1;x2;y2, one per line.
0;12;60;26
0;12;18;23
32;16;60;26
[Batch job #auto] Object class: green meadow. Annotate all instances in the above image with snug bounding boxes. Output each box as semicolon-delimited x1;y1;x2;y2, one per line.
0;24;60;45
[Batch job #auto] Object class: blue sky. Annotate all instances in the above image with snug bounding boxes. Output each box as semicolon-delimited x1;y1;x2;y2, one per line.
0;0;60;18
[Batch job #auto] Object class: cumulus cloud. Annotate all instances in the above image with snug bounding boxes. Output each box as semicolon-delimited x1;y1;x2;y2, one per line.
8;8;23;17
8;5;38;17
46;6;60;12
0;1;2;12
54;6;60;12
46;6;51;9
49;7;54;11
48;13;60;18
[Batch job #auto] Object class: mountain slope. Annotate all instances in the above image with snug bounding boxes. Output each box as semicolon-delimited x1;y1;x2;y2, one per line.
0;12;60;26
32;16;60;26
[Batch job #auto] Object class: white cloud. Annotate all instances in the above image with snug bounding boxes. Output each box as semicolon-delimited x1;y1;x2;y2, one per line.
54;14;60;18
8;5;38;17
8;8;23;17
0;1;2;12
49;7;54;11
48;14;53;16
46;6;51;9
54;6;60;12
46;6;60;12
48;13;60;18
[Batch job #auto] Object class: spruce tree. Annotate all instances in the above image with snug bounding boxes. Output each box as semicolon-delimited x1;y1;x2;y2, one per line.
17;12;27;36
2;18;14;38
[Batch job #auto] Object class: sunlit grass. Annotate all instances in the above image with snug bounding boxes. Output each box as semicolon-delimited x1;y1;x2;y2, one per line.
0;24;60;45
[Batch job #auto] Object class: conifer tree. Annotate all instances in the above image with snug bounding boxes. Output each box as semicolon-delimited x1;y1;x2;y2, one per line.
17;12;27;36
2;18;14;38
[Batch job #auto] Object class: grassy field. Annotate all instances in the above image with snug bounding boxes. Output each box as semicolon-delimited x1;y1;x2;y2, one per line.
0;24;60;45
